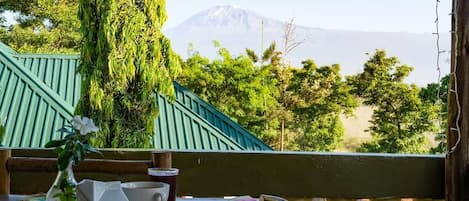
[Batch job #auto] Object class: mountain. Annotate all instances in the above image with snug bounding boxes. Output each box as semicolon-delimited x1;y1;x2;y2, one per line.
165;5;451;86
174;5;276;31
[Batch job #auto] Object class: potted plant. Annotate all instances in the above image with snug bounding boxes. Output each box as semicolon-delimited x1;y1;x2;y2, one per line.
45;116;100;201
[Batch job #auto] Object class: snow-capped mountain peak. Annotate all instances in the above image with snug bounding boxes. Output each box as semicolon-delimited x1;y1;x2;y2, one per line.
207;5;242;17
173;5;282;31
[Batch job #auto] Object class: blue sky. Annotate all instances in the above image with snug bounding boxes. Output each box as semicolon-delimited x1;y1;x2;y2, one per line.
165;0;452;33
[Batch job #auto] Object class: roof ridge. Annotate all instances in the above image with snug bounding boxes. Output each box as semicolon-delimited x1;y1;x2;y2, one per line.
0;42;17;55
0;49;74;117
13;53;80;58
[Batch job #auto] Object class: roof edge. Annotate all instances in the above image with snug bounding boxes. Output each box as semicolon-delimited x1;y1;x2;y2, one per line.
13;53;80;59
0;42;17;55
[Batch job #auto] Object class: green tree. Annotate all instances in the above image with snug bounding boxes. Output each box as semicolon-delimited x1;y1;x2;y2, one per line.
75;0;181;148
247;43;283;146
272;64;297;150
420;75;449;154
273;18;307;151
179;42;278;145
181;42;357;151
0;0;81;53
291;60;357;151
348;50;438;153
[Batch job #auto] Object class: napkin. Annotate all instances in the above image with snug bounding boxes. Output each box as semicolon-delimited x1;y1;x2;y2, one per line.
76;179;129;201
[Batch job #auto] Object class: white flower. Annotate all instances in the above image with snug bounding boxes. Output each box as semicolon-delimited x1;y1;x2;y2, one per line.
72;116;99;135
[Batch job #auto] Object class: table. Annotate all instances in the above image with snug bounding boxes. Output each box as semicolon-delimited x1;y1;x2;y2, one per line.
0;195;33;201
0;195;239;201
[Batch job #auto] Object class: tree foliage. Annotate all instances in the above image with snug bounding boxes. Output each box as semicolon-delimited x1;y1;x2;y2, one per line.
291;60;357;151
348;50;438;153
180;42;357;151
0;0;81;53
420;75;449;154
75;0;181;148
179;42;279;145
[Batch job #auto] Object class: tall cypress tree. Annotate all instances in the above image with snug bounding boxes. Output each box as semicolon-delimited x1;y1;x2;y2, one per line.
76;0;181;148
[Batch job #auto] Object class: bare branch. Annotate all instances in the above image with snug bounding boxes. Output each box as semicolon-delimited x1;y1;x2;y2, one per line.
282;18;306;60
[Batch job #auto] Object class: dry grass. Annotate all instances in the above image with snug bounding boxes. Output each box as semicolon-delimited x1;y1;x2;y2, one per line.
337;104;439;152
337;105;373;152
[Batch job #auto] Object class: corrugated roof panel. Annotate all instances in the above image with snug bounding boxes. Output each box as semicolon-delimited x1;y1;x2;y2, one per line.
14;54;81;106
19;92;39;147
154;94;244;150
0;51;74;147
30;99;50;147
0;43;16;55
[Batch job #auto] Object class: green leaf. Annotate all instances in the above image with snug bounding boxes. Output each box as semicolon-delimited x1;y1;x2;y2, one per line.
63;133;76;140
57;128;75;135
53;147;64;155
83;144;101;156
73;143;85;165
57;151;71;171
74;0;181;148
45;140;66;148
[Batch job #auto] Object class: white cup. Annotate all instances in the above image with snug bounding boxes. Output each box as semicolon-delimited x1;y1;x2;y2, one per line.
121;181;170;201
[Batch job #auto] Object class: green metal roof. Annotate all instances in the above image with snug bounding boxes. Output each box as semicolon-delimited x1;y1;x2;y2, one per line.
13;54;81;107
0;46;73;147
0;43;272;151
155;93;245;150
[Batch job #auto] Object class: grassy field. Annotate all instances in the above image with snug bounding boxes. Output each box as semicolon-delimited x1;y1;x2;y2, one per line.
338;105;373;152
338;105;439;152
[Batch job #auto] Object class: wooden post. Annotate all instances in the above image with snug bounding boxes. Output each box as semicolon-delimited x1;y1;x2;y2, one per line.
152;151;171;168
446;0;469;200
0;149;11;196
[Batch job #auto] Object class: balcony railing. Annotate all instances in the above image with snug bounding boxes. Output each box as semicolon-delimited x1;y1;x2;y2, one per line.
0;148;444;200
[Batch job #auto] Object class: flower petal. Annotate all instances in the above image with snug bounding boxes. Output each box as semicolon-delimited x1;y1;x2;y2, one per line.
72;116;83;131
76;116;99;135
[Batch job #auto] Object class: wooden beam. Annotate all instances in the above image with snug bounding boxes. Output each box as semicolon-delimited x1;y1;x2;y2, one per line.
7;157;152;174
152;151;172;168
11;148;152;160
0;149;11;196
446;0;469;200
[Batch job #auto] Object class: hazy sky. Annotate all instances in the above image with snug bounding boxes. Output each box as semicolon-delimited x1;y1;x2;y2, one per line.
165;0;452;33
1;1;452;33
